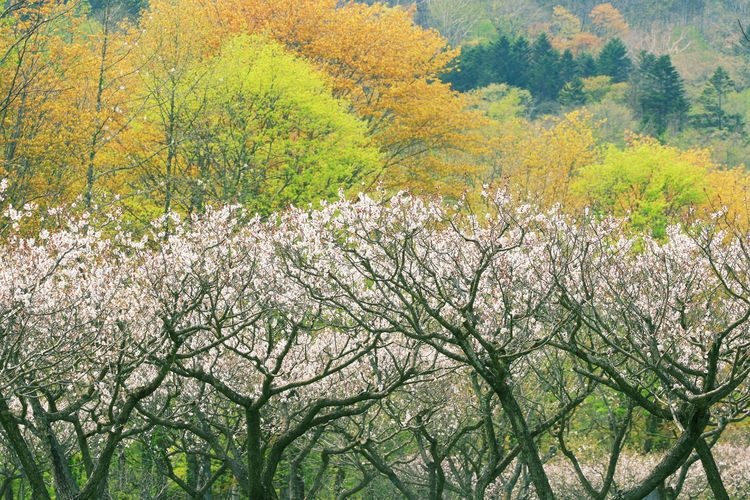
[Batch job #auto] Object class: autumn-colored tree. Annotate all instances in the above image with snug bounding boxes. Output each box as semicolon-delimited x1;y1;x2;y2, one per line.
471;84;532;123
76;0;143;209
0;1;156;221
589;3;629;38
124;0;220;224
492;111;599;207
565;31;604;54
551;5;581;43
550;5;603;54
200;0;487;195
99;1;387;222
0;0;490;223
468;84;532;189
705;167;750;227
0;1;94;210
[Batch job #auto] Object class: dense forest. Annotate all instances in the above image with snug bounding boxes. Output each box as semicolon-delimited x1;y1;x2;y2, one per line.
2;1;750;499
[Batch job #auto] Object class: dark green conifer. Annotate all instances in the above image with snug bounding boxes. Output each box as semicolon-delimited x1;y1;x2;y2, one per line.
528;33;563;101
597;38;632;82
696;67;742;131
632;52;689;136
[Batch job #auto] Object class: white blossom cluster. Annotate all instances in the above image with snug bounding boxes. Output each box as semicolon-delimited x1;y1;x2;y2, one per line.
0;191;749;498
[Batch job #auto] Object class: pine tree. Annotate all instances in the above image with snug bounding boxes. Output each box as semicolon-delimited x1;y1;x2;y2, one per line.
444;44;487;92
443;32;537;93
597;38;632;82
507;36;531;89
528;33;563;101
486;35;514;85
697;67;741;131
559;49;577;83
632;52;689;136
575;52;598;78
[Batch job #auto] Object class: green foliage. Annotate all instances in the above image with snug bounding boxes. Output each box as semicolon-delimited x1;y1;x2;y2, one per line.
490;35;532;89
583;99;638;146
576;141;708;237
581;75;623;103
471;83;532;121
693;67;744;132
575;52;598;78
445;35;532;93
559;77;586;107
596;38;631;83
444;30;633;108
559;49;577;83
188;35;380;213
529;33;563;101
445;43;490;92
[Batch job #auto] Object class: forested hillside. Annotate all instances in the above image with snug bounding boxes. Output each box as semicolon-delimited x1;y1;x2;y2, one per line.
1;1;750;499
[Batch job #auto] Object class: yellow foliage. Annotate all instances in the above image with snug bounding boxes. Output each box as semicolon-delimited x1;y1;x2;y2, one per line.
574;134;750;234
705;168;750;227
490;111;600;207
0;0;489;218
201;0;488;194
0;2;91;208
566;32;604;54
551;6;582;40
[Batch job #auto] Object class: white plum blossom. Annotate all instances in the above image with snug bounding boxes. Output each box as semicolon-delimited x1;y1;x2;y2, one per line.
0;192;749;499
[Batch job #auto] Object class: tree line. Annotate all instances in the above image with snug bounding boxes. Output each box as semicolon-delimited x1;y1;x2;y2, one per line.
3;0;750;238
444;35;631;96
445;32;744;138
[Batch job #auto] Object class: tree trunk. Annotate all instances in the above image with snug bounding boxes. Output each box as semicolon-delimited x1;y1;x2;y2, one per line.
695;438;729;500
492;375;555;500
187;451;199;494
1;478;13;500
0;396;50;500
643;413;660;453
200;449;214;500
619;409;707;500
246;408;273;500
288;456;305;500
29;397;79;499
